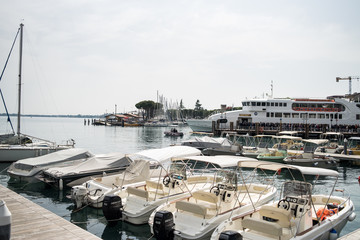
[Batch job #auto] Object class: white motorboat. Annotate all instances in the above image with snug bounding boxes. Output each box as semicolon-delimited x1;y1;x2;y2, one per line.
102;155;256;226
241;135;273;158
149;156;275;240
210;161;356;240
284;139;339;169
38;152;132;189
181;136;233;151
0;23;74;163
70;146;201;209
7;148;92;182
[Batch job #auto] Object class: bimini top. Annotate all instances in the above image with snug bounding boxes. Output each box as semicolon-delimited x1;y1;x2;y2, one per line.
128;146;201;166
301;139;329;145
272;135;302;140
174;155;257;169
237;160;339;177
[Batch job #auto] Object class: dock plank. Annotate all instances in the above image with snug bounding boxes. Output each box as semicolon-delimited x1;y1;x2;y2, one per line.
0;185;101;240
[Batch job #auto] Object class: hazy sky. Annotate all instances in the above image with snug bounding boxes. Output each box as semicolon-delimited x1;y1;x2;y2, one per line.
0;0;360;115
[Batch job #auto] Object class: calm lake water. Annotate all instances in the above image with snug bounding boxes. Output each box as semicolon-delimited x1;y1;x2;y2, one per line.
1;116;360;239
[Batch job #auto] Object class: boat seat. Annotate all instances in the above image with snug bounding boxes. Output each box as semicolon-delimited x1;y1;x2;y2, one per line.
146;180;164;190
259;205;292;228
242;218;283;237
127;187;148;200
192;190;219;210
176;200;207;218
187;176;209;184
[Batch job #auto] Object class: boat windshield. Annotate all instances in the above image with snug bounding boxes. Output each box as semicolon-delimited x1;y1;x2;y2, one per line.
168;162;188;180
282;180;312;199
216;169;237;190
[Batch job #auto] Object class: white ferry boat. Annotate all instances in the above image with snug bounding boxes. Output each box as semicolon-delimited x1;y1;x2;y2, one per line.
187;94;360;132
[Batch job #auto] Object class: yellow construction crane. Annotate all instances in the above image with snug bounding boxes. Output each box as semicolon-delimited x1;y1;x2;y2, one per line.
336;76;360;94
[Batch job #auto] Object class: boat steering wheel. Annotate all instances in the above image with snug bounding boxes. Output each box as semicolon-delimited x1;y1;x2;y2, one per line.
277;199;290;210
210;186;220;196
163;175;171;187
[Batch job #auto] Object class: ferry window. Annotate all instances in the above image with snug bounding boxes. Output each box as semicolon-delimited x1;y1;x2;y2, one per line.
271;102;274;106
318;114;325;119
267;102;270;106
300;113;308;119
251;102;256;106
334;114;338;119
330;114;334;119
334;104;345;112
339;114;342;119
279;103;283;107
271;112;274;117
266;112;270;117
300;103;307;108
310;104;316;108
275;103;278;107
284;103;287;107
357;104;360;109
357;114;360;120
309;114;316;119
262;102;266;106
275;112;282;118
292;113;299;118
326;114;329;119
283;113;290;118
257;102;261;106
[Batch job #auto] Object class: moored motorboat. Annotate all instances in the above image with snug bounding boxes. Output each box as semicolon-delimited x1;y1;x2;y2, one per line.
38;152;132;189
103;155;256;226
149;156;274;240
7;148;92;182
210;161;356;240
284;139;339;169
164;128;184;137
70;146;201;209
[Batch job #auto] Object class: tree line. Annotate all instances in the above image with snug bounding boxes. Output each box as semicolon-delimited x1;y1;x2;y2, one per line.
135;99;241;120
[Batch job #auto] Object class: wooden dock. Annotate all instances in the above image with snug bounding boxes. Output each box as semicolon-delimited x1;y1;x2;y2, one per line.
339;228;360;239
0;184;101;240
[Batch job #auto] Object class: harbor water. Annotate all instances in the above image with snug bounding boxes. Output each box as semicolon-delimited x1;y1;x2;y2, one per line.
0;116;360;239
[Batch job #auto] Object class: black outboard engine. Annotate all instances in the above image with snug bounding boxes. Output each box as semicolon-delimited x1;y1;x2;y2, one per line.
102;194;122;226
219;230;243;240
153;210;174;240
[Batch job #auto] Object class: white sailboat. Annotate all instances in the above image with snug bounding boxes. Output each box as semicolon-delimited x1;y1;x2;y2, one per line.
0;23;74;162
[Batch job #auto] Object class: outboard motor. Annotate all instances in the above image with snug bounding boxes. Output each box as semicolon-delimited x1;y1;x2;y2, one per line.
153;210;174;240
102;194;122;226
219;230;243;240
71;185;88;209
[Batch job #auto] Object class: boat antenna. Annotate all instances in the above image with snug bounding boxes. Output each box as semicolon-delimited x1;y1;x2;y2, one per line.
271;80;273;98
17;23;24;143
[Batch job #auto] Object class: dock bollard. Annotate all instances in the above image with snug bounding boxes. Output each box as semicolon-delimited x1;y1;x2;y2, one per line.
0;200;11;240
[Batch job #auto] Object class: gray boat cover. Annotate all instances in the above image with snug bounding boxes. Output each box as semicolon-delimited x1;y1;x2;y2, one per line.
44;152;130;178
11;148;92;171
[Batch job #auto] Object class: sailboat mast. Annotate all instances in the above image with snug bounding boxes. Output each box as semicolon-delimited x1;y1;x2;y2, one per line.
17;23;23;141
